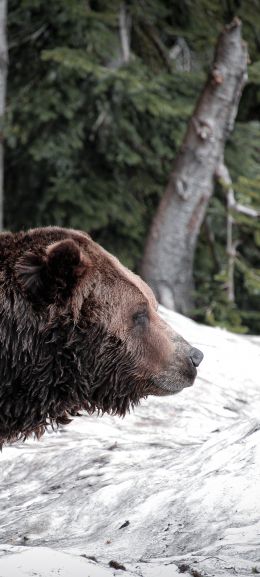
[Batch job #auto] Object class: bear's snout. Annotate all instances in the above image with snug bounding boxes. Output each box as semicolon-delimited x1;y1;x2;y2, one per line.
149;338;204;396
189;347;204;368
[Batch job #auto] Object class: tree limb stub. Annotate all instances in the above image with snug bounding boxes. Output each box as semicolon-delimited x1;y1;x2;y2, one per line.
141;18;248;315
215;163;260;219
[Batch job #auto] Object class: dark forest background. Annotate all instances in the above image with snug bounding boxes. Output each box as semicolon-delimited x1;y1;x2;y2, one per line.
4;0;260;333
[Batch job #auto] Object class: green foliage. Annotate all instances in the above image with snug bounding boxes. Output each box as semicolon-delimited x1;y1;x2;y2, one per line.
5;0;260;332
194;122;260;333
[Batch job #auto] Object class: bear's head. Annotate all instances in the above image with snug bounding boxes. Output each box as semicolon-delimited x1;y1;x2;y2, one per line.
1;227;203;442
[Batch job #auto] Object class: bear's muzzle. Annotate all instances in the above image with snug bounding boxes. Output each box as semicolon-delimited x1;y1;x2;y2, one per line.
150;345;204;396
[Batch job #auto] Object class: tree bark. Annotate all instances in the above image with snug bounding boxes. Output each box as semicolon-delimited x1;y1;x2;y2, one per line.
0;0;7;232
140;18;248;315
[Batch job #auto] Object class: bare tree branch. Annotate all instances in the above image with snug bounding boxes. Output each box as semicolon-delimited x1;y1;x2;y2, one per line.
203;218;220;271
216;163;260;219
215;161;259;303
169;38;192;72
119;3;131;64
0;0;7;232
226;180;236;304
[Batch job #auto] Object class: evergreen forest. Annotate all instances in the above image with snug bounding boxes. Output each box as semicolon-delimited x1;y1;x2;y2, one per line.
4;0;260;333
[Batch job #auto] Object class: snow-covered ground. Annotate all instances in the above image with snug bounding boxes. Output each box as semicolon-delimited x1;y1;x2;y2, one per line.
0;307;259;577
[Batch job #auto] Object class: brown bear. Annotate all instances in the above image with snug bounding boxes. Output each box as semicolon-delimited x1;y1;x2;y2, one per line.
0;227;203;446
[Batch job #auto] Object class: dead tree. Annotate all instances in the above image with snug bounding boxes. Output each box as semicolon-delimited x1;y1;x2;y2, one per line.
141;19;248;315
0;0;7;232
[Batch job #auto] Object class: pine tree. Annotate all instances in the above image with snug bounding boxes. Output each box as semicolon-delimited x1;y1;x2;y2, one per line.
4;0;260;332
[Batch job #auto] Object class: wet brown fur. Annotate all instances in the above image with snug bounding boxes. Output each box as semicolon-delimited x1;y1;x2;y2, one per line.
0;227;198;447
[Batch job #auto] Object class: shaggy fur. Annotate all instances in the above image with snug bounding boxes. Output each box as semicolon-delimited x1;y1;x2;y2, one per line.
0;227;203;447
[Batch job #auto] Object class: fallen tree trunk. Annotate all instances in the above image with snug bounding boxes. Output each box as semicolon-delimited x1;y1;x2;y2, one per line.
141;18;248;315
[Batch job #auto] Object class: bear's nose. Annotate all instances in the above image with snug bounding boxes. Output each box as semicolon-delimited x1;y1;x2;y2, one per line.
189;347;204;368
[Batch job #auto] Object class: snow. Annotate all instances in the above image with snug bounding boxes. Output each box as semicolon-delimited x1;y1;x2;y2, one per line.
0;306;259;577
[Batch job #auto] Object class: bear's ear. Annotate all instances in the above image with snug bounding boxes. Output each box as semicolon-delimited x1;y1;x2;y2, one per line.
15;239;88;301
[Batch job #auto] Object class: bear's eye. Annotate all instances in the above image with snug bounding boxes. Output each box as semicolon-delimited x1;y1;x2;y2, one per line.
132;310;149;328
